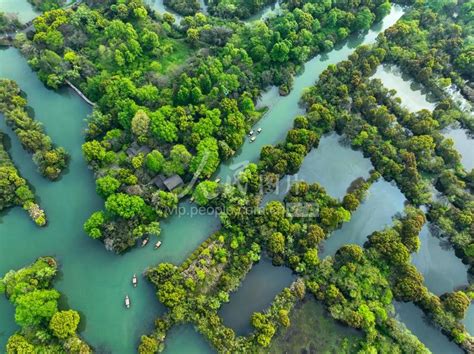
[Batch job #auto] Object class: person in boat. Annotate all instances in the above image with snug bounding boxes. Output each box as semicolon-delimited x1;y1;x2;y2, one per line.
154;240;162;249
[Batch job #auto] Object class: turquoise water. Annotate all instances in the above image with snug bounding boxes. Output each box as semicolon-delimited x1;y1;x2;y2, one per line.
163;325;215;354
0;0;39;23
0;47;220;353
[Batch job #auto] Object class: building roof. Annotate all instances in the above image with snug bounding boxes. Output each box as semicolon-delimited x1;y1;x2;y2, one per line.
163;175;184;191
151;175;166;190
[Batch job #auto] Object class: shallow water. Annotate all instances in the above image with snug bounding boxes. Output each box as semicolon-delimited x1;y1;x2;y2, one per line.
144;0;184;23
269;298;362;353
218;258;295;335
320;179;406;258
372;64;437;112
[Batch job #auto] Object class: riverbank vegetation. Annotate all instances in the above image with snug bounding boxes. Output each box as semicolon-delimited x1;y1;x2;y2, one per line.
0;257;90;352
13;0;391;252
0;79;69;180
139;0;474;352
0;12;21;34
0;130;46;226
27;0;65;12
3;0;472;351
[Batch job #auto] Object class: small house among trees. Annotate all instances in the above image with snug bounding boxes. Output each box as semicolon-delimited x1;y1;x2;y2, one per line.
151;174;184;192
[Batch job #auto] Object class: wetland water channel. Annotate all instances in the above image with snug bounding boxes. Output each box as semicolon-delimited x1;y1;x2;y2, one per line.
0;3;470;353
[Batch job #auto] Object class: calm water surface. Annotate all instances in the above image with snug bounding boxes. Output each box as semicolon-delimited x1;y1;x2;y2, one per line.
320;179;406;258
411;224;469;295
263;133;373;204
372;64;436;112
0;0;39;23
219;258;295;335
443;126;474;171
0;47;220;354
394;302;463;354
163;325;215;354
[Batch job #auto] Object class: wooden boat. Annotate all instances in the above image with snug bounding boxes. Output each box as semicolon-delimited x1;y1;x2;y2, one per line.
215;177;221;183
257;127;262;134
132;274;138;287
125;295;131;309
141;237;149;247
154;241;162;249
248;130;254;137
250;136;256;143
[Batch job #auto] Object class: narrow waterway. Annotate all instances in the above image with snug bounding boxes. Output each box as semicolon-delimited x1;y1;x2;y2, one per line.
218;258;295;335
394;302;463;354
216;6;406;181
373;64;474;172
0;47;220;353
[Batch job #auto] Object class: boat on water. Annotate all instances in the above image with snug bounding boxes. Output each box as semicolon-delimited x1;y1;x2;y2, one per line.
248;130;254;136
125;295;131;309
154;241;162;249
250;136;256;143
132;274;138;287
257;127;262;134
141;237;149;247
215;177;221;183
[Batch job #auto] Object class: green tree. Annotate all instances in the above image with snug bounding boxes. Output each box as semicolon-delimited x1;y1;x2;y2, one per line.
84;211;106;239
49;310;80;339
145;150;165;173
193;181;219;206
14;289;60;327
105;193;145;219
96;175;121;198
131;110;150;143
190;137;220;178
268;232;285;254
